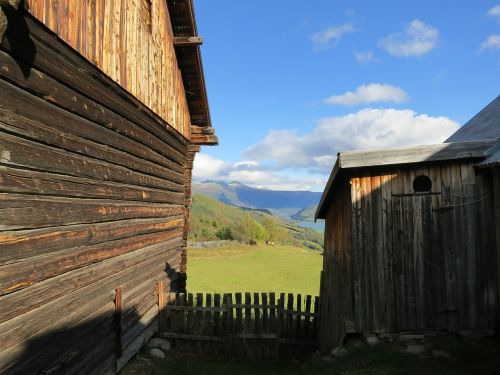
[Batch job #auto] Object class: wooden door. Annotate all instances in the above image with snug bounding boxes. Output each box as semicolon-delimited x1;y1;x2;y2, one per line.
392;194;447;331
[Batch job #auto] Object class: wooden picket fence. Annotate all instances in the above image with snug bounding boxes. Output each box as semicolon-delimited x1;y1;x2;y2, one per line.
158;291;320;358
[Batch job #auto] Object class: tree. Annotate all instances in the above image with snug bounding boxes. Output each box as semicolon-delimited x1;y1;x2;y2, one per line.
216;227;234;240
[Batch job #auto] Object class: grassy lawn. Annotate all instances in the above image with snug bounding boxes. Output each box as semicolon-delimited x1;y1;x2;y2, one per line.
186;244;323;296
122;335;500;375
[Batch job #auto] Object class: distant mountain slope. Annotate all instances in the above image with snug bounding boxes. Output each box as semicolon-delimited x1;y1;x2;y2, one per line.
189;194;323;251
192;181;322;218
291;204;318;221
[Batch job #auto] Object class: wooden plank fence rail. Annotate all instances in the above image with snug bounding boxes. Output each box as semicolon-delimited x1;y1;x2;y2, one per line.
158;292;320;358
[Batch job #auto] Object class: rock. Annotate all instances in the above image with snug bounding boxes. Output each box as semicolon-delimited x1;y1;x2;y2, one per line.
310;350;322;362
331;346;348;357
432;350;451;359
149;348;165;359
148;338;171;352
366;336;379;346
459;330;495;339
406;344;425;355
399;334;425;341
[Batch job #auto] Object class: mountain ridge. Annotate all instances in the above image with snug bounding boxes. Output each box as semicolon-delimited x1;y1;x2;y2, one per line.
192;180;322;219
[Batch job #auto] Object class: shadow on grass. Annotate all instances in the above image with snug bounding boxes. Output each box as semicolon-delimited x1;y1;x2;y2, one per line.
121;335;500;375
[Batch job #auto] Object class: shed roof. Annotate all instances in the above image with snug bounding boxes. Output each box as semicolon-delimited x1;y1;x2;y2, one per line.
477;149;500;168
315;139;500;220
446;95;500;143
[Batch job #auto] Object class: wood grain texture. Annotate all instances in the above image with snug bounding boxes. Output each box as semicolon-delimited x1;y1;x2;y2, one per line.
320;162;498;348
0;11;194;373
27;0;192;137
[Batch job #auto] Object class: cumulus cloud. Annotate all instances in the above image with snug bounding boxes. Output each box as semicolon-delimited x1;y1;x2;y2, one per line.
488;5;500;23
244;108;459;173
192;154;326;191
311;23;355;50
354;51;380;64
378;19;439;57
480;35;500;51
324;83;409;106
192;154;228;180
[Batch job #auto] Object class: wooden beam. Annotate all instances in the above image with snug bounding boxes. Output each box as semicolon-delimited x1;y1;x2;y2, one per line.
190;125;218;145
173;36;203;46
191;133;218;146
191;125;215;135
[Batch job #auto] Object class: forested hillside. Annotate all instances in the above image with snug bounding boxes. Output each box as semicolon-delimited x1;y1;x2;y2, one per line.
189;194;323;251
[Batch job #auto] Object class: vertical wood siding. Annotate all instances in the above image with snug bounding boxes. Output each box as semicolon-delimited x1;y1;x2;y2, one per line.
27;0;192;138
320;162;498;350
318;181;352;352
0;13;189;374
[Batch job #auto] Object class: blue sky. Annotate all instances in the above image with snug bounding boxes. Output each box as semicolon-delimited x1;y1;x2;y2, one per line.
193;0;500;191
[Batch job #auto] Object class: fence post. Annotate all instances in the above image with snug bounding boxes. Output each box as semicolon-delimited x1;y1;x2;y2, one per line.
114;287;122;359
157;281;165;331
224;293;233;356
276;293;285;358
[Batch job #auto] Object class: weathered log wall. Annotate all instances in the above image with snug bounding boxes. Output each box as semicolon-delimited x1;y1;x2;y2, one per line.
320;161;498;350
27;0;191;138
0;10;189;374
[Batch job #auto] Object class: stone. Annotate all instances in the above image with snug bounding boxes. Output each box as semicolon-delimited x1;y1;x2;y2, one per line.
148;338;171;352
399;334;425;341
406;344;425;355
149;348;165;359
331;346;348;357
366;336;379;346
432;350;451;359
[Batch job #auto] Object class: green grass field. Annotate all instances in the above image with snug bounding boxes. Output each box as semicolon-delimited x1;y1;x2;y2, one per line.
186;244;323;296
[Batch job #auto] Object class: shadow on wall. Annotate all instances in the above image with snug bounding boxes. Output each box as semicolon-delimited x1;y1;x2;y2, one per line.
3;309;143;375
2;261;183;374
2;0;36;79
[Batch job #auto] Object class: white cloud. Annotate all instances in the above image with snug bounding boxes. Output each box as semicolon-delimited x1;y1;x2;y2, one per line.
193;154;228;180
311;23;355;50
324;83;409;106
378;19;439;57
480;35;500;51
488;5;500;22
192;154;325;191
244;108;459;173
354;50;380;64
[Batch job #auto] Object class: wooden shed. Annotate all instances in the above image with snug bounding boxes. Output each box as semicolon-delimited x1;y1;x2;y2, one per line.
0;0;216;373
315;97;500;352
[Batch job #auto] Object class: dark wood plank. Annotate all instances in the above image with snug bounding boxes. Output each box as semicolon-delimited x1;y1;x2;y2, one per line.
0;130;183;192
0;193;183;230
0;50;186;168
0;216;183;264
0;228;183;295
0;166;184;203
0;238;181;324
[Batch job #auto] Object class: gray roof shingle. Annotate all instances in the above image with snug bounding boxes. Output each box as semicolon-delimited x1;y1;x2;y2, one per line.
446;95;500;142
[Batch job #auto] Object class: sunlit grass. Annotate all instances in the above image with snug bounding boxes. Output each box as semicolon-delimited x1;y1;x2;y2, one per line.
186;244;323;296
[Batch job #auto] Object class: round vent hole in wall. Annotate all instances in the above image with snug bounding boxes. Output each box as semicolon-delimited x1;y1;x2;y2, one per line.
413;175;432;193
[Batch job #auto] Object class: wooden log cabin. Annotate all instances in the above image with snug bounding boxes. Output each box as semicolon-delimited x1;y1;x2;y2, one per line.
315;96;500;352
0;0;216;373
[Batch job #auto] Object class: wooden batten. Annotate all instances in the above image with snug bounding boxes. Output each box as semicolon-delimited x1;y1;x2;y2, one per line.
174;36;203;46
